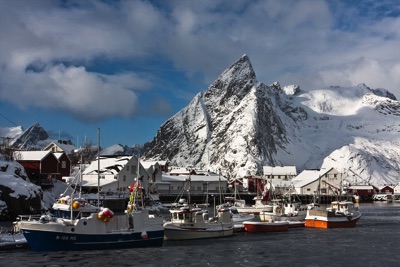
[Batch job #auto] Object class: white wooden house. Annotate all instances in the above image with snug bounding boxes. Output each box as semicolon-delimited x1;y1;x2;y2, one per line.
156;172;228;195
80;155;150;194
263;165;297;180
393;183;400;194
291;168;342;195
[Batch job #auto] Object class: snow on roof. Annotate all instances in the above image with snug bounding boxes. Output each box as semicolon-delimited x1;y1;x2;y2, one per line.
14;151;52;161
44;141;76;153
349;185;375;190
53;152;66;159
161;173;228;182
140;161;159;169
83;156;132;175
263;166;297;175
81;178;117;187
169;167;191;175
291;170;321;188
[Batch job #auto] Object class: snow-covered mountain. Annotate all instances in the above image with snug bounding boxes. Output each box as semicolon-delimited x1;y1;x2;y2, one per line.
100;143;145;156
144;55;400;186
0;122;53;150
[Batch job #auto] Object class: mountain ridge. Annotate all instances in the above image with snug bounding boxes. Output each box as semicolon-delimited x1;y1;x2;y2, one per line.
143;55;400;186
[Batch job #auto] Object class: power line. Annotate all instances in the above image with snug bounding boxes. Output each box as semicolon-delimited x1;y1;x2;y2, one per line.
0;112;18;126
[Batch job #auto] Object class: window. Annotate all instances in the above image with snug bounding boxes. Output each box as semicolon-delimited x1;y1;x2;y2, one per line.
61;161;66;168
123;175;126;182
307;188;311;191
127;166;130;171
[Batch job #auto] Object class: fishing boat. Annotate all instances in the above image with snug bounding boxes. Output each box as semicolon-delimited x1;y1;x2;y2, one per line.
305;201;361;228
0;225;29;250
163;205;234;240
17;129;164;251
163;174;234;240
259;198;307;222
243;220;289;233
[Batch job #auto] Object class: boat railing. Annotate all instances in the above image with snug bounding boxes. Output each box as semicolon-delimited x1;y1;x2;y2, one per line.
17;214;42;222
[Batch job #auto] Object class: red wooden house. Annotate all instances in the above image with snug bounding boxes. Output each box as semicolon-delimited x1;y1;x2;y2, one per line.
347;185;378;202
14;151;71;183
378;185;394;194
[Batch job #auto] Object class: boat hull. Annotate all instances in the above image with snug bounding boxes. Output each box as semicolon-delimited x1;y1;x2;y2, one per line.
305;213;361;229
164;225;233;240
20;228;164;251
243;221;289;233
305;216;360;228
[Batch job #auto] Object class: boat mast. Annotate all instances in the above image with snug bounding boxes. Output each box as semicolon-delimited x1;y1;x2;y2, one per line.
188;169;191;204
97;128;100;208
218;169;222;205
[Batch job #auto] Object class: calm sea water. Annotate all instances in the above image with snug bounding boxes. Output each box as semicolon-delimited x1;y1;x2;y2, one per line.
1;202;400;267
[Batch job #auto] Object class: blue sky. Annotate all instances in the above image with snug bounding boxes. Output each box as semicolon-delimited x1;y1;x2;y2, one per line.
0;0;399;147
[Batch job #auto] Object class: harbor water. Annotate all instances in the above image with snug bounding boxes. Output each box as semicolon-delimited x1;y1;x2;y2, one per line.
1;202;400;267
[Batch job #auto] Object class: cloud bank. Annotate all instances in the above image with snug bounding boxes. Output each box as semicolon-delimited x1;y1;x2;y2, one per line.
0;0;399;124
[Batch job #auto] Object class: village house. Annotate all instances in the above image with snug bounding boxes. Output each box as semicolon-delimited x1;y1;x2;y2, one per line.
80;155;150;195
262;165;298;194
155;170;228;195
43;140;76;154
291;167;342;196
14;150;71;183
393;182;400;194
347;185;377;202
378;185;393;194
263;165;297;180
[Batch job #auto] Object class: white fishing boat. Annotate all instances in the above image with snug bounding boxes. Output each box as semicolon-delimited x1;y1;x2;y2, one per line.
164;205;234;240
163;174;234;240
259;199;307;222
17;129;164;251
0;225;28;250
305;201;361;228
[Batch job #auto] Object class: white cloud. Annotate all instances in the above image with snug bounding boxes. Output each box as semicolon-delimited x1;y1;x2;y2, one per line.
0;0;400;124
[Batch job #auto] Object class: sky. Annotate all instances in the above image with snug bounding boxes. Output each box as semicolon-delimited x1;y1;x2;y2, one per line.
0;0;399;148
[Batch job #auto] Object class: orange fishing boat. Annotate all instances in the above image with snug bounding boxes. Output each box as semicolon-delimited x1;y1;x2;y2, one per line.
305;201;361;229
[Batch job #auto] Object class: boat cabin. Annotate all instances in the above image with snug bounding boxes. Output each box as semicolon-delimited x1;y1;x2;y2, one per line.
329;201;355;215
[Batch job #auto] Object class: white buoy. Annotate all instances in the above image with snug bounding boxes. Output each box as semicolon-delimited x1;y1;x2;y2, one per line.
141;231;148;239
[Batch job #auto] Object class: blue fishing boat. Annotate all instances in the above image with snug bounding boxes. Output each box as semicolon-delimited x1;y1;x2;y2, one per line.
17;129;164;251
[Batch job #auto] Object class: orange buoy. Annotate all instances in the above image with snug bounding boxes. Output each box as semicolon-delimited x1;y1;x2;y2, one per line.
72;201;80;209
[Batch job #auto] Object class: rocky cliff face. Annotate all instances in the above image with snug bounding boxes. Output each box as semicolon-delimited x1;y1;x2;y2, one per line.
0;159;42;220
11;122;51;150
144;55;400;186
144;55;297;177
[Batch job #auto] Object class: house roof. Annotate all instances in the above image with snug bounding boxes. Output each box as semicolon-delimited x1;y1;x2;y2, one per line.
83;156;132;175
53;152;67;160
14;151;52;161
349;185;375;190
263;166;297;176
291;170;321;188
43;141;76;153
81;178;117;187
161;173;228;182
169;167;191;175
140;161;159;169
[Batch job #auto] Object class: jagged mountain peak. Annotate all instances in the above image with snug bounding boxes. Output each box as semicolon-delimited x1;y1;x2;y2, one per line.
144;55;289;177
11;122;51;150
211;54;256;95
144;54;400;186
